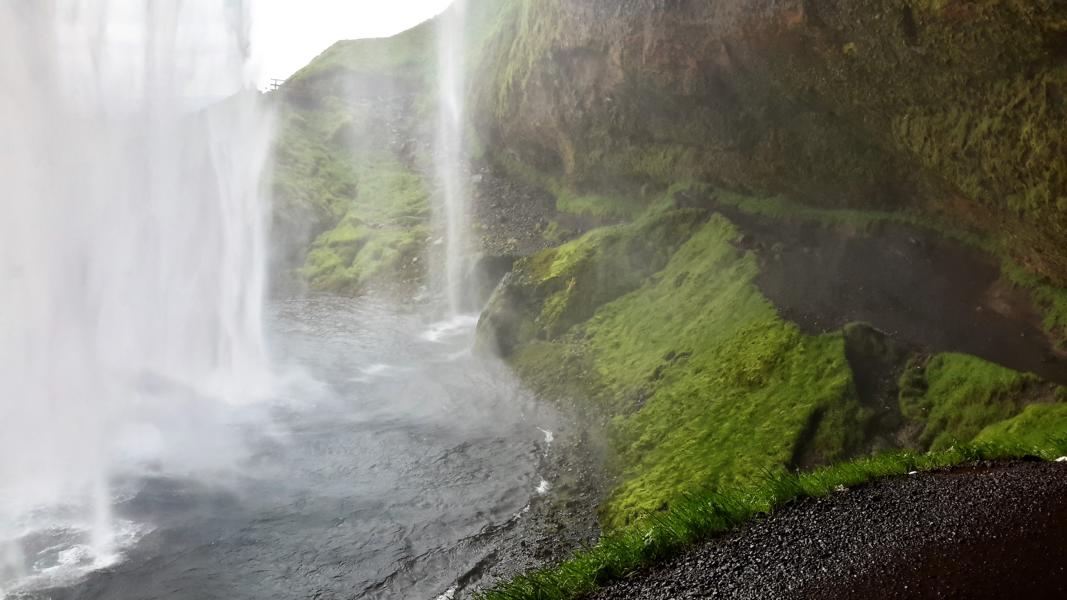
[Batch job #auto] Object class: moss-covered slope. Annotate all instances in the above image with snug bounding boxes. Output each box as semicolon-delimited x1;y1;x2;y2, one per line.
270;24;435;293
478;200;1067;530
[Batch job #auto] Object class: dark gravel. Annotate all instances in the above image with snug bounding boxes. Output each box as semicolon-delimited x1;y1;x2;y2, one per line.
592;460;1067;600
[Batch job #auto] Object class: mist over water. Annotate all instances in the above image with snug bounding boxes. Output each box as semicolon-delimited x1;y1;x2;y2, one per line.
28;298;560;600
0;3;558;598
0;1;272;592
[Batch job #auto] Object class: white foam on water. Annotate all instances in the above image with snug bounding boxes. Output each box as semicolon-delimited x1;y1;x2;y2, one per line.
351;363;406;383
538;428;555;446
533;476;550;495
2;515;150;597
421;314;480;343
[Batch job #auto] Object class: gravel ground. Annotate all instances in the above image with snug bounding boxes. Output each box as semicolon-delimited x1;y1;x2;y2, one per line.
592;460;1067;600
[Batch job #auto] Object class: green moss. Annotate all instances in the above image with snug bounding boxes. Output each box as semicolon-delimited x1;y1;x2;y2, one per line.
569;217;857;527
898;353;1040;451
272;103;361;230
555;191;647;220
540;220;573;245
477;208;707;354
890;69;1067;225
299;155;431;293
491;214;866;529
532;209;706;337
511;340;600;405
977;403;1067;448
1002;261;1067;351
287;20;434;86
492;208;1059;531
272;98;422;293
712;187;903;230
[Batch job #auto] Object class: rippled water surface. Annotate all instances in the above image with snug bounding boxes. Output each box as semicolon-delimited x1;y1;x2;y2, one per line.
23;297;557;600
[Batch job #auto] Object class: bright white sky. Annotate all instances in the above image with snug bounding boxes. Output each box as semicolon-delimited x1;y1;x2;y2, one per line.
252;0;455;88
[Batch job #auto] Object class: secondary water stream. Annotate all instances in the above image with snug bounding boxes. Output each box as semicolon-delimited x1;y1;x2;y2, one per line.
10;297;558;599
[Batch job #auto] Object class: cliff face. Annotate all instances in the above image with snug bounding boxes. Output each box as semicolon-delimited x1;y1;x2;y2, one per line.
476;0;1067;283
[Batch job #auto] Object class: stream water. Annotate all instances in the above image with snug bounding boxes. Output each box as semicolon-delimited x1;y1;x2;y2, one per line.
8;297;557;600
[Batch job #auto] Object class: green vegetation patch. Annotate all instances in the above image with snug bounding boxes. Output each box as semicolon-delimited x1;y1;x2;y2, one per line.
1003;261;1067;352
300;156;431;294
898;353;1041;451
533;209;705;338
271;78;432;294
477;208;707;354
480;192;1067;598
496;215;865;529
555;190;647;221
272;102;362;232
977;402;1067;448
573;217;858;527
288;21;434;85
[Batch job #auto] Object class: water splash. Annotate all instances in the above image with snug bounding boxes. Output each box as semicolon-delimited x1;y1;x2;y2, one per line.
0;0;271;591
435;0;470;315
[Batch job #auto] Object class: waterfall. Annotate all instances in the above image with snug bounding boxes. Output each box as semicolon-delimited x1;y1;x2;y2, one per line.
435;0;470;315
0;0;271;590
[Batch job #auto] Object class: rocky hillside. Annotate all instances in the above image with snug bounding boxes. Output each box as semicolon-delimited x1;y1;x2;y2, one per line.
269;22;437;294
273;0;1067;562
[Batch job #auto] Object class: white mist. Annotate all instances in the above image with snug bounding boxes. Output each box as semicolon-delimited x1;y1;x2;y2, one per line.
0;0;272;591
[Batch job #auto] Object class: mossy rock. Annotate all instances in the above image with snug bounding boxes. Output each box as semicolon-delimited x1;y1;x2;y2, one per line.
490;214;868;528
976;402;1067;449
296;154;432;294
897;353;1046;451
475;208;708;356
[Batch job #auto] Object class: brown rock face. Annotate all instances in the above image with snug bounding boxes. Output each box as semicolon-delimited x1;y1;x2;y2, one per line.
475;0;1067;282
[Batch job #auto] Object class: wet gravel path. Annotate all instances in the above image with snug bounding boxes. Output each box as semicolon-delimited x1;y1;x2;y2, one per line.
592;460;1067;600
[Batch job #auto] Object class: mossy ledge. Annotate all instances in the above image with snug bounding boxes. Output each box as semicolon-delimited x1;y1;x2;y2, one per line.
480;188;1067;589
476;195;1067;590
